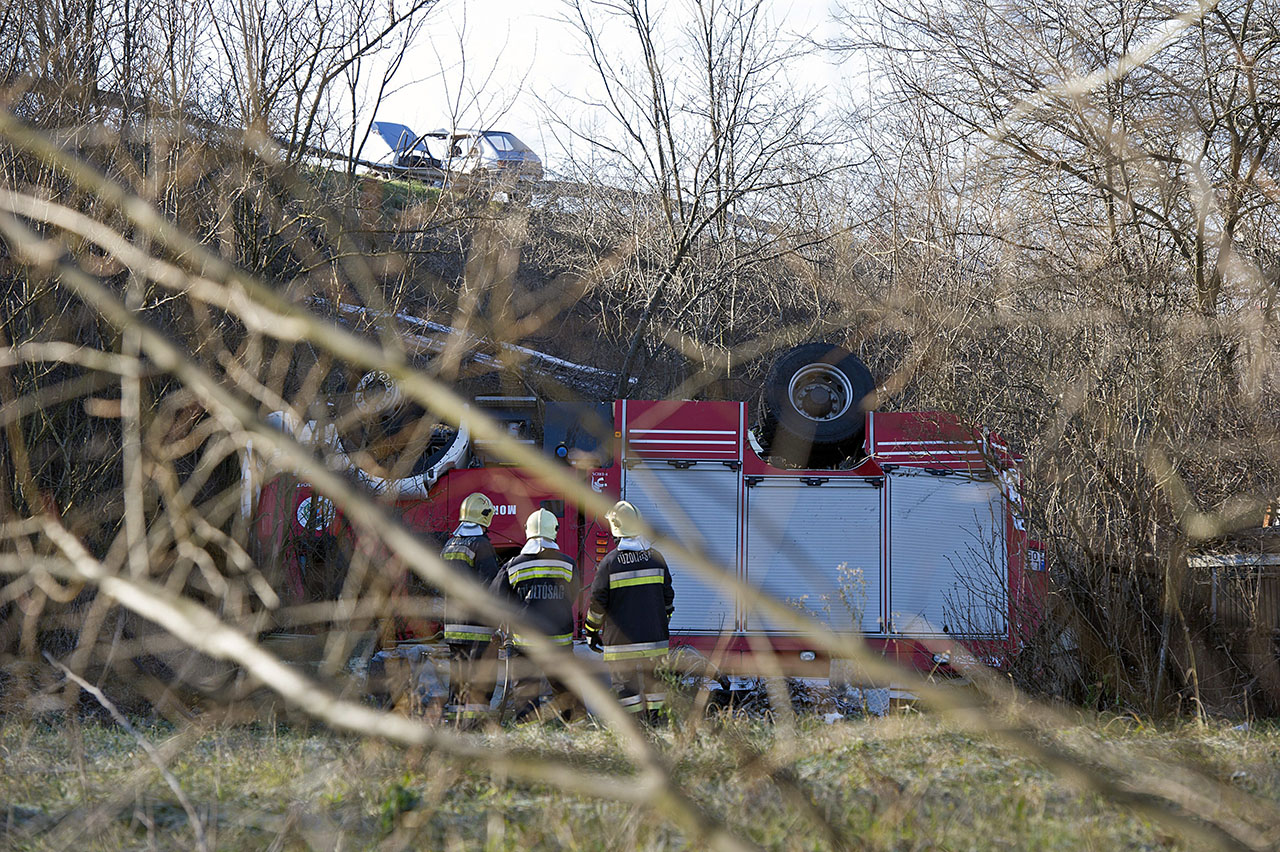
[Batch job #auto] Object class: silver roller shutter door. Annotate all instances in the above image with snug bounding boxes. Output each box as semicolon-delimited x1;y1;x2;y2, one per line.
888;471;1007;637
622;463;739;633
744;479;883;633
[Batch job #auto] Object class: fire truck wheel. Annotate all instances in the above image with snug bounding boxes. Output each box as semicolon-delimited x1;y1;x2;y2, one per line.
354;370;401;415
760;342;874;466
348;372;458;480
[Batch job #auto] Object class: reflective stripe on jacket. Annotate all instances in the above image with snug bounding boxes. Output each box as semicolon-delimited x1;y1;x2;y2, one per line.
507;558;574;585
586;546;673;652
608;567;666;589
499;547;579;645
512;632;573;647
441;532;500;642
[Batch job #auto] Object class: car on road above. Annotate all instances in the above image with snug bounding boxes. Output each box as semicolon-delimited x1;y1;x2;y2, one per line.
371;120;444;180
425;128;544;184
371;122;543;192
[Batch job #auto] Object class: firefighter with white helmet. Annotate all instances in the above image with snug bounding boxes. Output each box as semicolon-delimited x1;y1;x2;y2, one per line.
583;500;674;722
496;507;581;721
441;492;502;725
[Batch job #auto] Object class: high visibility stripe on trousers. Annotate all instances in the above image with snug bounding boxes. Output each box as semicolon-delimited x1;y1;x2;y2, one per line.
444;623;494;642
602;640;668;661
618;692;667;711
512;633;573;647
444;703;492;718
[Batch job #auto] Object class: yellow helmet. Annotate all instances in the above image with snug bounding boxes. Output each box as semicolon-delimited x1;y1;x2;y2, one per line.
460;492;496;527
525;508;559;541
606;500;643;538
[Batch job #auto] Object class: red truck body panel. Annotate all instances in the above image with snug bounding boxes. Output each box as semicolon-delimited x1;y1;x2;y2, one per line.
254;400;1042;674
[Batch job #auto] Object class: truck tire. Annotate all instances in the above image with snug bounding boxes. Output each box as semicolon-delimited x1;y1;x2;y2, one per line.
348;371;460;481
759;343;874;467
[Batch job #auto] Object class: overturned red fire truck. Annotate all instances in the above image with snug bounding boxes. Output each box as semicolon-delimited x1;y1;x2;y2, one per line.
247;343;1045;675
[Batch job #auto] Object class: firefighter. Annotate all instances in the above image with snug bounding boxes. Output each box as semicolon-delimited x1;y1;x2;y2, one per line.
583;500;674;722
497;508;581;722
441;492;502;726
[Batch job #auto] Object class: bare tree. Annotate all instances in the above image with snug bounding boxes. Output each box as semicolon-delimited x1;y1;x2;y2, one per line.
555;0;851;396
831;0;1280;712
204;0;438;161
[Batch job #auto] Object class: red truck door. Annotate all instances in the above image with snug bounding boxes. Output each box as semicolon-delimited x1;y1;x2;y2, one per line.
867;411;1014;641
617;400;744;634
742;477;885;635
885;468;1009;638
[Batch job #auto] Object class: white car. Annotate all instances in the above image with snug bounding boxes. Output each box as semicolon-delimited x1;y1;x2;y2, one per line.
424;128;544;183
371;121;543;186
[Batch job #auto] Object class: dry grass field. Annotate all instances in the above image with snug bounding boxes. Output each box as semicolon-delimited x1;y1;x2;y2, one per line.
3;708;1278;851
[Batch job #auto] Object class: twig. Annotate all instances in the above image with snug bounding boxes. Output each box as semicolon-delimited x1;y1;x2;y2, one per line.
43;653;210;852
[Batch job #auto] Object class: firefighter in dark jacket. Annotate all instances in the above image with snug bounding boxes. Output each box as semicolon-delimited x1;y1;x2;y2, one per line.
497;508;580;721
441;492;501;725
583;500;674;720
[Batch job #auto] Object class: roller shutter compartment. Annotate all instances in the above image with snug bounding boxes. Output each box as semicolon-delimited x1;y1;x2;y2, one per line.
744;478;883;633
621;462;739;633
887;471;1007;638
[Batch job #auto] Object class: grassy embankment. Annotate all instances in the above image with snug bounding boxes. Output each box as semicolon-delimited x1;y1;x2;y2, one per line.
2;711;1276;851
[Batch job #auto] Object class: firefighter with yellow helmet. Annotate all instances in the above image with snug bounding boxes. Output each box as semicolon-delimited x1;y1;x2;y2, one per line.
496;507;581;721
583;500;674;722
441;492;501;725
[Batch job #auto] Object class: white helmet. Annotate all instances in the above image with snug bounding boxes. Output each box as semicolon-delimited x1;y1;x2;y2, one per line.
460;492;496;527
606;500;643;538
525;508;558;541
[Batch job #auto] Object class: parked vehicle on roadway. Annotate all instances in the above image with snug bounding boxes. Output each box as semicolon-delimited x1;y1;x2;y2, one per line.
370;121;542;189
425;128;544;183
370;120;445;181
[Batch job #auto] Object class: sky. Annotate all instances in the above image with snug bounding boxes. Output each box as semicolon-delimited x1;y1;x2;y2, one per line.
368;0;854;172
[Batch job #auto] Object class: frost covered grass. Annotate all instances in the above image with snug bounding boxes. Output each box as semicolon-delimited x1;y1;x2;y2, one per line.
3;710;1277;851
